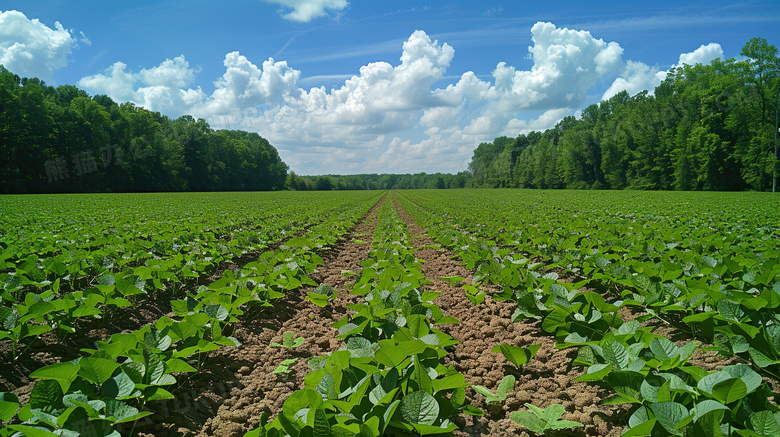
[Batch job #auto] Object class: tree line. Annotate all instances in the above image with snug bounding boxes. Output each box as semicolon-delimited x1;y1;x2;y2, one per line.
3;36;777;194
0;66;288;193
285;172;473;191
468;38;780;191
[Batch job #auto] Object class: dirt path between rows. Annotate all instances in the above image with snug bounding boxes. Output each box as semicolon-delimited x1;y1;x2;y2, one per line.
392;193;626;437
134;196;385;437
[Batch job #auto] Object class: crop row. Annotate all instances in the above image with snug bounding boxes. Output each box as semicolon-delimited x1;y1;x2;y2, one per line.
0;192;383;437
245;196;483;436
0;192;383;362
395;190;780;436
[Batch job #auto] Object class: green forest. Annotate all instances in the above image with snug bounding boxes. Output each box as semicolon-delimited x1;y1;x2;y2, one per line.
468;38;780;191
1;37;778;193
0;66;288;193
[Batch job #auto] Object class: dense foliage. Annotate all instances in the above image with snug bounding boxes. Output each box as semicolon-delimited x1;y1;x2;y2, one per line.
0;67;288;194
246;196;482;437
2;189;779;435
0;191;382;435
397;189;780;435
285;172;472;191
468;38;780;191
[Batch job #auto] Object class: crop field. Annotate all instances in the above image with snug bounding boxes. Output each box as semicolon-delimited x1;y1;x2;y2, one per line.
1;189;779;437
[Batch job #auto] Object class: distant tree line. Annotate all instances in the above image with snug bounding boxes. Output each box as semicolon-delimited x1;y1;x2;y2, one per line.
0;66;288;193
285;172;473;191
468;38;780;191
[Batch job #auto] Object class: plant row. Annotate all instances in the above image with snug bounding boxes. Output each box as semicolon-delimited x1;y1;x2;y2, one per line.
245;197;482;437
0;193;383;437
0;192;383;362
397;190;780;378
395;191;780;436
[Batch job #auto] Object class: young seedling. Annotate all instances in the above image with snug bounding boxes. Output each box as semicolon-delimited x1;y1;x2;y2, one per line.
270;331;305;349
510;403;583;434
463;284;486;305
272;358;298;375
306;284;335;308
493;343;541;370
473;374;515;405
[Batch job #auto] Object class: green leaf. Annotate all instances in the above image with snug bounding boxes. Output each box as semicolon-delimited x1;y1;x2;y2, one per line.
628;405;651;428
79;357;120;386
369;368;398;404
510;410;546;434
542;308;568;333
649;337;678;360
306;291;330;308
496;375;516;398
723;364;762;393
143;327;172;351
29;379;63;412
103;371;136;399
472;385;499;404
30;361;80;393
711;377;748;404
375;343;407;368
693;400;729;422
204;304;229;321
650;401;690;436
749;347;779;368
717;299;744;322
0;392;19;421
104;398;141;423
432;373;466;393
312;407;332;437
281;389;322;433
165;358;197;373
6;425;58;437
316;373;338;400
411;355;432;392
749;410;780;437
491;343;540;369
511;403;582;433
400;391;439;425
601;340;629;370
144;386;174;401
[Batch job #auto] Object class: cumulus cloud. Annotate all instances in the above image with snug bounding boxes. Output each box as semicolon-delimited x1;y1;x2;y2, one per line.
78;55;207;115
602;42;724;100
263;0;348;22
601;61;666;101
677;43;723;66
0;10;77;83
77;22;723;175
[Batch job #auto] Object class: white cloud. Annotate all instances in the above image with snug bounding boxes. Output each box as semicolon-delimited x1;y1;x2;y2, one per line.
602;61;666;101
78;55;207;115
0;10;76;83
602;42;724;101
79;31;91;46
503;108;573;136
677;43;723;66
263;0;348;22
77;23;724;175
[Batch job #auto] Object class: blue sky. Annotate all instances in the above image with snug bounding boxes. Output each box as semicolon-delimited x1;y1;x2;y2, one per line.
1;1;778;175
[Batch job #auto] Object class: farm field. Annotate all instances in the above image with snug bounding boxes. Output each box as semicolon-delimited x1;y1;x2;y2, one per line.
1;189;779;437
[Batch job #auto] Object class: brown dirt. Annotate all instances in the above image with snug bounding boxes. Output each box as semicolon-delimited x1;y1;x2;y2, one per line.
132;196;385;437
393;194;628;437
